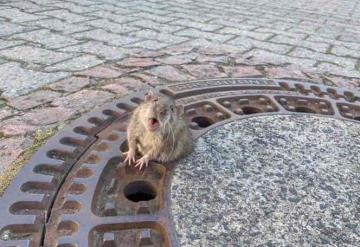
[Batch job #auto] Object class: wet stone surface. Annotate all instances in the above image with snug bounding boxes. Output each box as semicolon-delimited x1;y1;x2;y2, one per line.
172;115;360;247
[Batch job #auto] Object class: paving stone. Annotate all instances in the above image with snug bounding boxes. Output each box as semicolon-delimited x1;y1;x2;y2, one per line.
306;36;360;51
155;53;198;65
196;54;230;64
182;64;227;79
24;18;91;35
244;49;317;68
130;20;184;33
117;57;160;67
45;55;103;72
169;19;222;32
49;2;101;13
101;83;128;94
39;9;94;23
19;107;75;126
59;41;130;60
125;40;169;50
0;22;34;37
130;72;165;86
0;62;69;97
219;28;274;40
0;137;33;172
222;66;263;77
48;77;90;92
271;34;330;53
290;47;357;69
316;62;360;78
10;29;80;49
331;45;360;59
101;77;150;94
176;28;234;43
133;50;164;58
8;90;61;110
0;107;17;120
85;19;139;34
130;12;176;23
7;1;55;13
0;107;75;137
0;40;25;50
86;11;137;23
171;12;212;23
0;123;36;136
0;45;73;66
184;39;244;54
51;89;114;113
265;67;308;79
74;66;124;78
73;29;141;47
147;65;193;82
254;28;308;40
0;8;43;22
325;76;359;90
130;29;189;44
130;5;172;15
228;37;292;54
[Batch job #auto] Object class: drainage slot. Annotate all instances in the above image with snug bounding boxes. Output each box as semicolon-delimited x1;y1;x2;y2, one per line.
124;181;156;202
191;116;214;128
242;106;262;115
294;106;315;113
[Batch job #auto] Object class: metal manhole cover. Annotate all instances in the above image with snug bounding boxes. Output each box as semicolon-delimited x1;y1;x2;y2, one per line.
0;78;359;247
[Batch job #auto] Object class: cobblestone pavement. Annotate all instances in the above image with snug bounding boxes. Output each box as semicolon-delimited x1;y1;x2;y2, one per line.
1;0;360;191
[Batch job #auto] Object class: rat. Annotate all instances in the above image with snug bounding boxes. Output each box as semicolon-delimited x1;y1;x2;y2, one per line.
124;90;193;169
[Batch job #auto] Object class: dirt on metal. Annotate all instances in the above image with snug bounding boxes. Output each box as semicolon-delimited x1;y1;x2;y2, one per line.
0;78;359;247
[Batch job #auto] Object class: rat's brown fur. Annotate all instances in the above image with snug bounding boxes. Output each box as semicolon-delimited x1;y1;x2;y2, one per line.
124;90;193;169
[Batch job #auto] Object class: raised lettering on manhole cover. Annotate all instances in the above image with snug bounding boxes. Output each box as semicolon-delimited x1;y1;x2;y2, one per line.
0;79;359;246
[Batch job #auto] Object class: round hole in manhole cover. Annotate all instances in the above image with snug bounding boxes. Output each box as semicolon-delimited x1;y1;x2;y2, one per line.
192;116;214;128
124;181;157;202
0;78;359;247
241;106;262;114
294;106;316;113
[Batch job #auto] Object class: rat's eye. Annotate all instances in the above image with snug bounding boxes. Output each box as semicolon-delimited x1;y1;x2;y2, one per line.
170;106;174;112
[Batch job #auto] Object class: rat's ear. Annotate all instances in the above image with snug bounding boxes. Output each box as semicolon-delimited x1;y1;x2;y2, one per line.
145;90;156;101
176;104;184;116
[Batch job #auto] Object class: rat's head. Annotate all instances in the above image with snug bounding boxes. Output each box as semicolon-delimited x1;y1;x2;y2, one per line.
141;90;184;132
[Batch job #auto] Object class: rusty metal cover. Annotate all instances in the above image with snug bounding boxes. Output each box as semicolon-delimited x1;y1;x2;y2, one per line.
0;78;359;247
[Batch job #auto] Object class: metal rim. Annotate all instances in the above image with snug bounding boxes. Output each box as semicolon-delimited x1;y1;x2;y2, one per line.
0;78;359;247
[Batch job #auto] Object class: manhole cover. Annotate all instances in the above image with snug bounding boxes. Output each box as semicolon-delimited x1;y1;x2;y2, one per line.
0;78;359;247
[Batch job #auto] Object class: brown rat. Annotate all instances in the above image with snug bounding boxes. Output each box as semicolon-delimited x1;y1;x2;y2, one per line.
124;90;193;169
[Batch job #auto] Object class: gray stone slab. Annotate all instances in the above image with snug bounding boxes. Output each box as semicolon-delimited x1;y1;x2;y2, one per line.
0;62;69;96
44;54;103;72
0;45;73;65
172;115;360;246
9;29;80;49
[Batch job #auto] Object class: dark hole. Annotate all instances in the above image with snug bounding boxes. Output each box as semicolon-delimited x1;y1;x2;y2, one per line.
120;140;128;152
354;116;360;121
124;181;156;202
131;97;144;104
192;116;214;128
242;106;262;114
294;106;316;113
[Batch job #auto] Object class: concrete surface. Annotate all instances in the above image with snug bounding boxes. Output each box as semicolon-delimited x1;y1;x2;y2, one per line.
172;115;360;246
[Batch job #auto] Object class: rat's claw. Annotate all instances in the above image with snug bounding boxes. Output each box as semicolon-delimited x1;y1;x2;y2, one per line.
135;155;149;170
123;150;136;165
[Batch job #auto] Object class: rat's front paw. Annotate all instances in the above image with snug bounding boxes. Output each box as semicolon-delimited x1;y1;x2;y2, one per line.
135;154;149;170
123;149;136;165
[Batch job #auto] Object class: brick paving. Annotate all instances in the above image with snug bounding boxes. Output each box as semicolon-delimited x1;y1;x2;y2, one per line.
0;0;360;189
